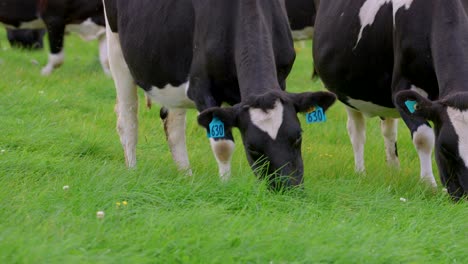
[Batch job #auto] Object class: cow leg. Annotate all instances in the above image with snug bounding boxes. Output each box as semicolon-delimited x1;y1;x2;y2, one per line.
159;107;191;175
345;106;366;173
98;35;111;76
210;135;235;181
41;18;65;76
393;74;437;187
106;25;138;167
410;124;437;187
381;118;400;168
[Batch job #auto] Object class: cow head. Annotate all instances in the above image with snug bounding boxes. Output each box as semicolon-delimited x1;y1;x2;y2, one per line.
396;90;468;199
198;90;336;190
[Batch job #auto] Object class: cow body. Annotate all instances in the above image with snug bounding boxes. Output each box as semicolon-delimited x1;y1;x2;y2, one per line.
104;0;336;188
0;0;109;75
314;0;468;199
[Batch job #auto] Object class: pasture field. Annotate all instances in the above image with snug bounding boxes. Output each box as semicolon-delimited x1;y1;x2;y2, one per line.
0;31;467;263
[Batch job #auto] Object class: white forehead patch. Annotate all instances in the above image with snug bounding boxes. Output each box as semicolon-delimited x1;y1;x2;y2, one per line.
447;107;468;168
249;99;284;140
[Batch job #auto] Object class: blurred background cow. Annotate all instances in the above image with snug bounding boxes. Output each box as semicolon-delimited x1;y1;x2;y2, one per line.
0;0;109;76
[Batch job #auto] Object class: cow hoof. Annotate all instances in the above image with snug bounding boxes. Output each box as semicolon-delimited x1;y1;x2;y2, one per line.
387;159;400;169
41;67;53;76
184;169;193;177
421;177;437;188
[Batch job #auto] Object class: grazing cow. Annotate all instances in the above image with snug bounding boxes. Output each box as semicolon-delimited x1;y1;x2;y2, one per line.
0;0;109;75
6;28;45;49
314;0;468;199
104;0;336;188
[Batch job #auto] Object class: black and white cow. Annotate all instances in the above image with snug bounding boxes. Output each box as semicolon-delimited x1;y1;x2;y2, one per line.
104;0;336;188
6;28;46;49
285;0;319;79
0;0;109;75
314;0;468;199
285;0;317;40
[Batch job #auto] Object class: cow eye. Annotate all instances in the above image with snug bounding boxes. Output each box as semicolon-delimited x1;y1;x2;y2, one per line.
294;136;302;147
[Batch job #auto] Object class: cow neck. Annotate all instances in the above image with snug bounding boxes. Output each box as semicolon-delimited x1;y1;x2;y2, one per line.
234;1;281;99
431;1;468;98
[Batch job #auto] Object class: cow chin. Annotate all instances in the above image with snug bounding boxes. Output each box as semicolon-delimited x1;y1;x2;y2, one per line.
248;154;304;191
435;149;468;200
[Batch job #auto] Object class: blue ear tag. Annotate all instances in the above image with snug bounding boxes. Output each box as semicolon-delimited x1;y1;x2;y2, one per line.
208;117;225;138
306;106;327;124
405;100;417;114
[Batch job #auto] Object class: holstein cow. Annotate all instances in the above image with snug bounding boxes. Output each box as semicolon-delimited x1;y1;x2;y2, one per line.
285;0;319;79
285;0;317;40
314;0;468;199
6;28;46;49
0;0;109;75
103;0;336;188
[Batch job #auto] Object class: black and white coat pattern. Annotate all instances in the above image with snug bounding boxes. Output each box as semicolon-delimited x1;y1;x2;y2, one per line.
0;0;108;75
314;0;468;199
103;0;336;188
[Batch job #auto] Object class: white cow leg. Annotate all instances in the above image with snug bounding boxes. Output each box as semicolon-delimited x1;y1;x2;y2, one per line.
346;106;366;173
41;50;64;76
381;118;400;168
412;125;437;187
161;108;192;175
106;23;138;167
98;35;111;76
210;138;235;181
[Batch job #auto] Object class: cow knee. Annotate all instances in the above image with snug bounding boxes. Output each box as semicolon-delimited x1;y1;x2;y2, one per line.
381;118;399;167
413;125;434;153
412;125;436;186
210;138;235;181
161;108;191;173
346;107;366;172
115;100;138;168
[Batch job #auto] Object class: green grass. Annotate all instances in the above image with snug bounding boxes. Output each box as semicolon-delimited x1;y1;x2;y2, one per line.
0;31;467;263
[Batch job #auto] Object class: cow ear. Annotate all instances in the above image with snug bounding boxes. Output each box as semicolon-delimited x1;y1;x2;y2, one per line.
288;91;337;113
198;106;239;129
395;90;438;121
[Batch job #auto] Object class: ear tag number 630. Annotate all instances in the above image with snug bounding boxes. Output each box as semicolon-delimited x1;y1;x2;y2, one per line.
306;106;326;124
208;117;225;138
405;100;418;114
